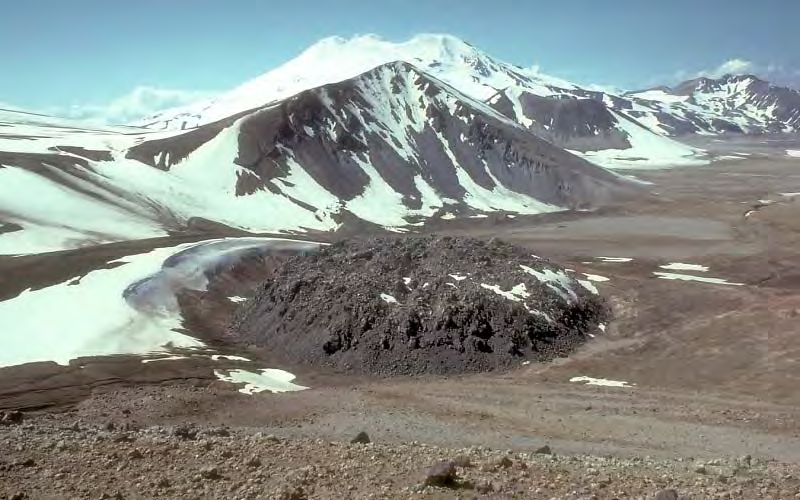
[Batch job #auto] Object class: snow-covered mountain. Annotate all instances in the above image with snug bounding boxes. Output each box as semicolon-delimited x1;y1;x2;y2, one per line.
10;33;800;256
0;62;632;256
136;34;706;169
137;34;580;130
625;75;800;135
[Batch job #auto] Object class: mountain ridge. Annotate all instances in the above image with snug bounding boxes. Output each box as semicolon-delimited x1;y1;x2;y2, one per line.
0;60;635;255
626;73;800;134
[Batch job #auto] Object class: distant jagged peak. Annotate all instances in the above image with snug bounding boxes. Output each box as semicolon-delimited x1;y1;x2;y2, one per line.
670;73;767;95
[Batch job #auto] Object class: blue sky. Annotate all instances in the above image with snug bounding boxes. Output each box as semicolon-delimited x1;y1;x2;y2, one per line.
3;0;797;121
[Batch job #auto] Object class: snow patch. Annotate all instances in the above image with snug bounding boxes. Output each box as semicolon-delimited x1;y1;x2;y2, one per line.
577;280;599;295
596;257;633;263
571;376;634;388
583;273;610;282
141;353;250;364
480;283;530;302
141;356;190;364
210;354;250;362
654;272;743;286
214;368;307;394
519;265;577;302
380;293;398;304
660;263;709;272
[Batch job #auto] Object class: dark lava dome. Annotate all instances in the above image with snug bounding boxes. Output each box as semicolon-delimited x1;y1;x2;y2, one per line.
230;237;609;376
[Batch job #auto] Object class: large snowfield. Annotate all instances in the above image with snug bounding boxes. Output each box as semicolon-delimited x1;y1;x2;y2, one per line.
0;237;321;368
0;244;202;367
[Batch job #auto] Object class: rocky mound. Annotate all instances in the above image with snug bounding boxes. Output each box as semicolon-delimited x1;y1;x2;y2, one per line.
230;237;608;376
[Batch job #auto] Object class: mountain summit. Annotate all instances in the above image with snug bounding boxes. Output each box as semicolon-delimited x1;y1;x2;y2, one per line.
136;34;703;169
138;34;577;131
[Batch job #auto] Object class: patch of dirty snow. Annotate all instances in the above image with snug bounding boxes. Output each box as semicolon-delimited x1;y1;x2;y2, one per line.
519;265;577;302
141;353;250;364
597;257;633;263
598;324;607;332
380;293;398;304
210;354;250;362
577;280;599;295
583;273;610;282
654;272;743;286
141;356;190;364
480;283;530;302
787;150;800;158
524;304;554;322
449;273;468;281
570;376;634;388
214;368;307;394
659;263;709;272
228;296;248;303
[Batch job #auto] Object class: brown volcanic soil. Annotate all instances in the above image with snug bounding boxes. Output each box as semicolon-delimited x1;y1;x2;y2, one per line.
3;153;800;497
230;236;607;377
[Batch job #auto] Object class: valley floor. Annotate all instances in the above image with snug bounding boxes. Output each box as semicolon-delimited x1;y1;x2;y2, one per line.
2;153;800;498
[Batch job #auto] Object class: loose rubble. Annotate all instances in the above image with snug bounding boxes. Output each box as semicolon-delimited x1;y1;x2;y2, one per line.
1;413;798;499
231;236;608;376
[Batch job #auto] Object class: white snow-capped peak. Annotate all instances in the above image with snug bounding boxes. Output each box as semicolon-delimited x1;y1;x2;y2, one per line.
138;33;575;130
304;33;479;63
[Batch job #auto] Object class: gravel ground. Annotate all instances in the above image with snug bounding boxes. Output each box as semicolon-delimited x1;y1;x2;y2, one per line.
2;412;798;500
